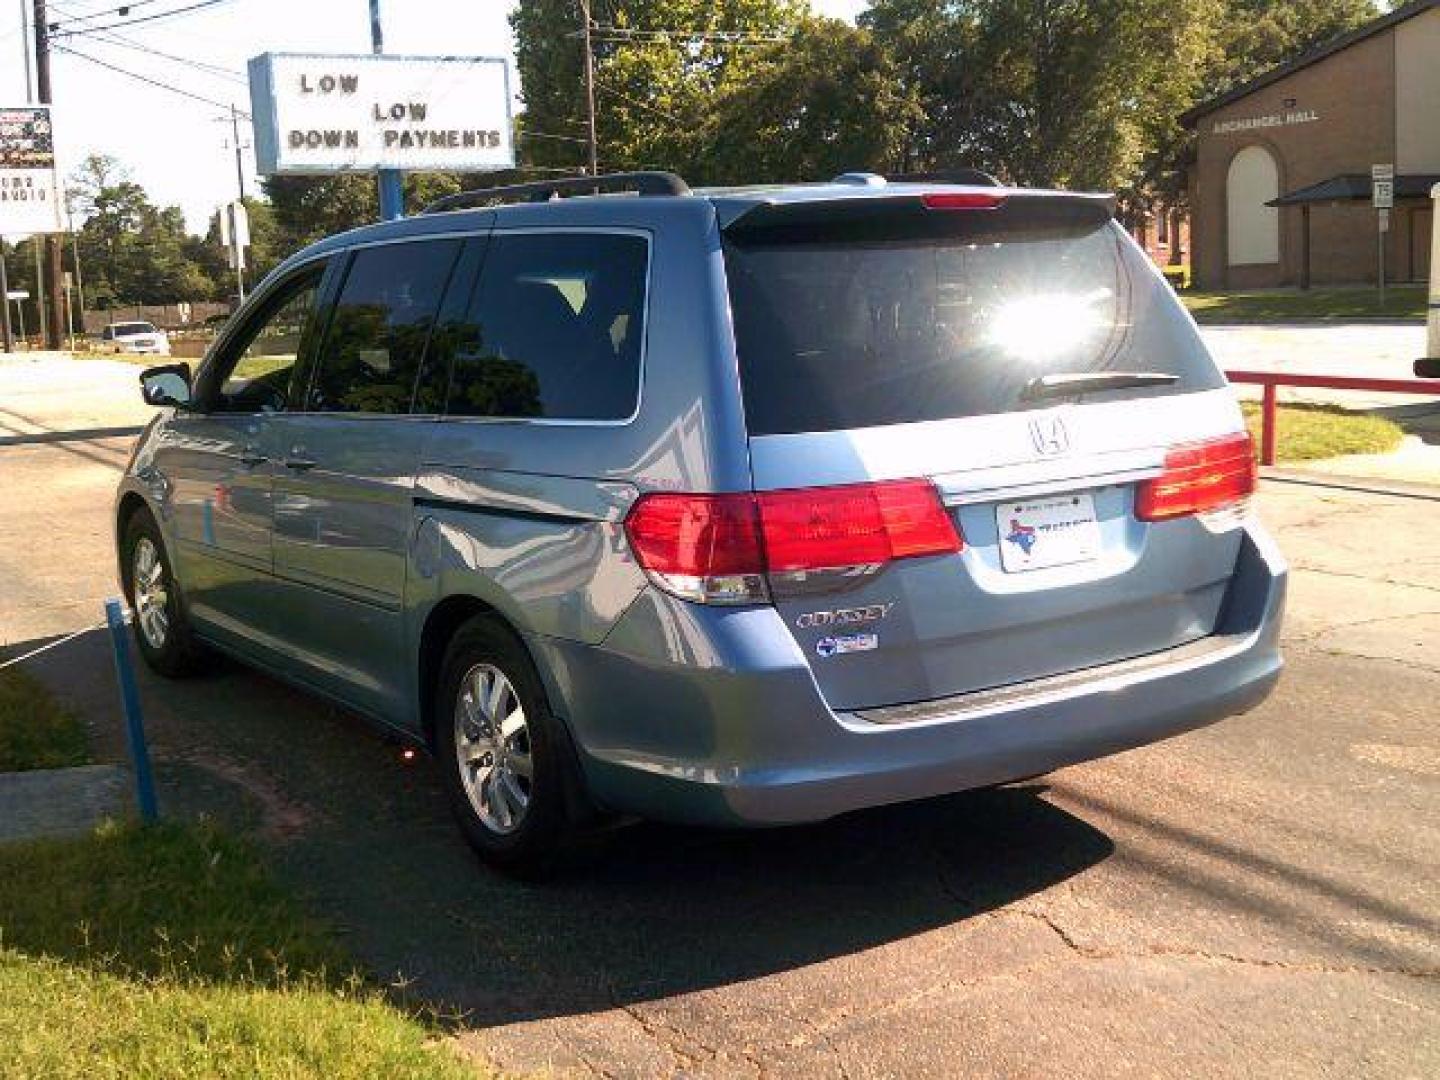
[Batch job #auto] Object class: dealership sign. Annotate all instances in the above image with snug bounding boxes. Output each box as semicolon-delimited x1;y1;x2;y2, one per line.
0;105;64;235
248;53;514;174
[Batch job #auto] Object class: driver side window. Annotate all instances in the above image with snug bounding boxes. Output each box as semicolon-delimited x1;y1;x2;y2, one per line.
214;271;323;412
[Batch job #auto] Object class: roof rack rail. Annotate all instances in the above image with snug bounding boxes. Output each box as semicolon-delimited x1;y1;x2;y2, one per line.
421;171;691;214
886;168;1000;187
832;172;888;187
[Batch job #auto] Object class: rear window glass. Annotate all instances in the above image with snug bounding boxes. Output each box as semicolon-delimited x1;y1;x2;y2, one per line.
724;211;1222;436
113;322;156;336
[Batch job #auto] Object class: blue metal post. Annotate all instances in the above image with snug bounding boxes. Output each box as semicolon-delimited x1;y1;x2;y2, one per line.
104;598;159;823
370;0;404;220
378;169;405;220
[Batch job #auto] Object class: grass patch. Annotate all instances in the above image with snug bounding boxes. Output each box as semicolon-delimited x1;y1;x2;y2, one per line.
1184;286;1426;324
1242;401;1406;462
0;821;475;1078
0;667;87;772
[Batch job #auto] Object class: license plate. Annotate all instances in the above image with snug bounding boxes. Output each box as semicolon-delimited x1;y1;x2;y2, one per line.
996;493;1101;573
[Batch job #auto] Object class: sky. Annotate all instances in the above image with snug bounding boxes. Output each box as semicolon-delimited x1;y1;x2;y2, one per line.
0;0;868;233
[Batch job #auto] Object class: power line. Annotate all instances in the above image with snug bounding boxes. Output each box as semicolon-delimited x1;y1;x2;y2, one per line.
52;0;239;38
53;40;250;114
588;24;789;44
593;80;683;124
83;27;248;82
47;0;171;28
52;0;246;79
519;131;593;145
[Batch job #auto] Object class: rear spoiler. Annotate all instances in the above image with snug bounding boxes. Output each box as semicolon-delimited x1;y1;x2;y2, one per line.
718;189;1117;237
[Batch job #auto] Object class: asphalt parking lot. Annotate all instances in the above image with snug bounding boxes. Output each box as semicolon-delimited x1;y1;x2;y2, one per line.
2;355;1437;1078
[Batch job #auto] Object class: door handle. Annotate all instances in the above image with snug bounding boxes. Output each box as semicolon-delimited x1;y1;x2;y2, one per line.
284;455;319;471
238;446;268;468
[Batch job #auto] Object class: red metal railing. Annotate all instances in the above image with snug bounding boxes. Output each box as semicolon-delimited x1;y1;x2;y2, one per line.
1225;370;1440;466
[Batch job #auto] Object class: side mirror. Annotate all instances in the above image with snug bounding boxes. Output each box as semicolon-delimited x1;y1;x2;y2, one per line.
139;362;193;409
1415;357;1440;379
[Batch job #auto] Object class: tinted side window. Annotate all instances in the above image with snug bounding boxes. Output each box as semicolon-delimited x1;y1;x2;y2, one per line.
213;268;324;413
306;239;461;414
447;232;648;421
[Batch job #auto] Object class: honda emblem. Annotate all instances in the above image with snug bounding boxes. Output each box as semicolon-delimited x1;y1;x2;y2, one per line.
1029;415;1070;456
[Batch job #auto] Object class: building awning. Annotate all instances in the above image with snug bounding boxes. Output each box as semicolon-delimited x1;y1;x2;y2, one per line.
1268;174;1440;206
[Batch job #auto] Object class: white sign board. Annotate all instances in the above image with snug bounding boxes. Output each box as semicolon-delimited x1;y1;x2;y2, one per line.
1373;163;1395;209
0;105;64;235
249;53;514;174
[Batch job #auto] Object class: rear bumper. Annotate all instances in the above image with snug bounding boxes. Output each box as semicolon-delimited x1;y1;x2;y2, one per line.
529;522;1286;827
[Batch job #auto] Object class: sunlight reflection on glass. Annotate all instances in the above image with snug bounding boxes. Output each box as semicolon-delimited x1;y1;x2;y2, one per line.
987;289;1113;363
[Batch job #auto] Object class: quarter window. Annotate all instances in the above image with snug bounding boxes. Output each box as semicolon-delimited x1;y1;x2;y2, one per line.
307;239;462;414
447;232;648;421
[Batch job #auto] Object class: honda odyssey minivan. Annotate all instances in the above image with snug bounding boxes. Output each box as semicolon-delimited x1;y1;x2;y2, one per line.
117;172;1285;870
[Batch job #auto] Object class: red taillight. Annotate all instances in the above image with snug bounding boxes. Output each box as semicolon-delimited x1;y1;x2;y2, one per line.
921;192;1004;211
624;480;962;604
1136;432;1257;522
756;480;961;572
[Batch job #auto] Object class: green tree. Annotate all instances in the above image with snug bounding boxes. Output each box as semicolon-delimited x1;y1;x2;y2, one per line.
865;0;1221;195
511;0;809;177
698;19;920;184
262;174;379;254
1207;0;1379;94
66;154;217;306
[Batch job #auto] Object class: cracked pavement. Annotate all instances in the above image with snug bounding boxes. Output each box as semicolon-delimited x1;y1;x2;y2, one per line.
2;357;1437;1078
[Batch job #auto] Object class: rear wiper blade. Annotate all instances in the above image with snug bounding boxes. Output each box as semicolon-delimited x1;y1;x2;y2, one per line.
1021;371;1180;401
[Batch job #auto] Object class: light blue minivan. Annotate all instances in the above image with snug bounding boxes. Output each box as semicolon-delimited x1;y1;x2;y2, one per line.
117;172;1285;870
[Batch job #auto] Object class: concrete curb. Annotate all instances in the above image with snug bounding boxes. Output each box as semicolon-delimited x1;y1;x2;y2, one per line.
0;764;129;843
1261;468;1440;501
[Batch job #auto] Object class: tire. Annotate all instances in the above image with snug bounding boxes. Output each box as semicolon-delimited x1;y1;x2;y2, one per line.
436;616;577;875
121;510;202;678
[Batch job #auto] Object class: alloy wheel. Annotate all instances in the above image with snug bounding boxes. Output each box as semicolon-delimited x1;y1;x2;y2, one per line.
132;536;170;650
453;662;533;835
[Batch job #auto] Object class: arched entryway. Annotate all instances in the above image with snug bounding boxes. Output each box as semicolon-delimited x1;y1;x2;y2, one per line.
1226;145;1280;267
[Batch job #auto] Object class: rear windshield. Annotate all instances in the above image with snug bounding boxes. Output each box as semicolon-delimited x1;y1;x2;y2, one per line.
113;322;157;336
724;208;1222;436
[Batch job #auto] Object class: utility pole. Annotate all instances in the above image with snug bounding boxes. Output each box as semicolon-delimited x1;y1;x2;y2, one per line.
33;237;45;344
20;0;35;99
229;104;246;202
32;0;66;350
369;0;404;220
65;201;85;336
0;242;12;353
580;0;598;175
228;104;247;301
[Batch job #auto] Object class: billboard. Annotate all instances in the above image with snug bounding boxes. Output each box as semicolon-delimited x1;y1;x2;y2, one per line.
248;53;514;175
0;105;64;235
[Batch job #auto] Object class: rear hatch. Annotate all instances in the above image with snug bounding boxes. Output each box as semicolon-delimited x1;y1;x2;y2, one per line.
722;190;1250;712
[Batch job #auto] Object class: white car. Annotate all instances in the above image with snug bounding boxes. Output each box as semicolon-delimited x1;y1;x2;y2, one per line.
100;321;171;356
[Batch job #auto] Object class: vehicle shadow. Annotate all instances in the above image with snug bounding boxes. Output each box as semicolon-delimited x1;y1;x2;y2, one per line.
1367;401;1440;446
14;631;1114;1029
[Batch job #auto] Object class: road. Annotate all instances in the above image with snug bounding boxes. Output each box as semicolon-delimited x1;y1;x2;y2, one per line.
2;354;1437;1078
1201;322;1429;399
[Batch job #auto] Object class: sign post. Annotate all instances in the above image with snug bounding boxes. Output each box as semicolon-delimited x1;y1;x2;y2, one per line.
218;199;250;303
1372;163;1394;304
368;0;404;221
1;105;64;353
1427;183;1439;365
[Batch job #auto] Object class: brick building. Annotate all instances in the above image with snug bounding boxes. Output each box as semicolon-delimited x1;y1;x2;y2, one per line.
1130;209;1190;271
1182;0;1439;290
